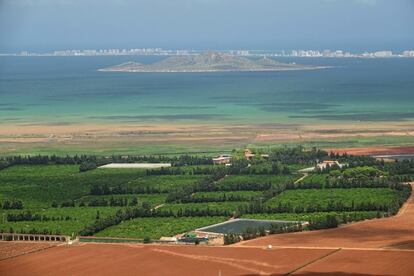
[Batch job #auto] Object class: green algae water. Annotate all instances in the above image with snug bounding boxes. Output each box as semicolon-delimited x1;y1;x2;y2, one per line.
1;56;414;126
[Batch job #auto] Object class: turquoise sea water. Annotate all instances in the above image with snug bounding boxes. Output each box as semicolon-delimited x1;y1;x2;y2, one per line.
1;56;414;125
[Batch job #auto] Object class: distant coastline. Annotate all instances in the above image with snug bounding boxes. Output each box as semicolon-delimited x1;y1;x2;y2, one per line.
98;66;330;73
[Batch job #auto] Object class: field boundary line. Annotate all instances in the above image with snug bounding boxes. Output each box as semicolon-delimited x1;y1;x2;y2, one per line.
283;248;341;275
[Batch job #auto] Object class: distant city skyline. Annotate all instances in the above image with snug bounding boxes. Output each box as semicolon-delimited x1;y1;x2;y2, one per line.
1;0;413;52
4;47;414;58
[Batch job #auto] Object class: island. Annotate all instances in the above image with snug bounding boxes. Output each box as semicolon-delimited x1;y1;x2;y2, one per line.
98;51;327;73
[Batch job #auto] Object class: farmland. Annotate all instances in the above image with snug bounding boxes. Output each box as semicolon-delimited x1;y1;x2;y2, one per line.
264;188;402;212
95;217;226;239
0;147;412;242
215;175;297;191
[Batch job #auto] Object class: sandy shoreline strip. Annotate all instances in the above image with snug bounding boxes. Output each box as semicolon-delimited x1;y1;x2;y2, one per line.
0;121;413;136
0;121;413;155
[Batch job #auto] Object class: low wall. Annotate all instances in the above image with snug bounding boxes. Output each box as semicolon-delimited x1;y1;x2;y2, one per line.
0;233;70;242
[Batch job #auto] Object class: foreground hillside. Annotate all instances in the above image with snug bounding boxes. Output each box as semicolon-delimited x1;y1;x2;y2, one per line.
1;185;413;275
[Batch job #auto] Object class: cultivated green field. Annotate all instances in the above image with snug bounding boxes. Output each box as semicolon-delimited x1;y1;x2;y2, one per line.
194;191;264;201
160;201;250;214
1;207;120;236
242;211;381;223
264;188;401;211
96;216;226;239
0;147;412;241
215;175;298;191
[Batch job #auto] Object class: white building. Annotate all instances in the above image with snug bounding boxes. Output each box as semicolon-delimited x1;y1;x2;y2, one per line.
403;51;414;57
212;155;231;165
374;51;393;58
315;160;344;171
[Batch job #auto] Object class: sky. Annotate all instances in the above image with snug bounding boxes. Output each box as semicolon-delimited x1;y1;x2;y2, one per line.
0;0;413;52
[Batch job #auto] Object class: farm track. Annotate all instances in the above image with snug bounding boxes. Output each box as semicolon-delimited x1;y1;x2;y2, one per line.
294;173;308;184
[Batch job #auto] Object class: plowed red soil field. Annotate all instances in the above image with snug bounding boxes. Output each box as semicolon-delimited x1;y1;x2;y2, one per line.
0;242;57;261
0;244;334;276
294;249;414;276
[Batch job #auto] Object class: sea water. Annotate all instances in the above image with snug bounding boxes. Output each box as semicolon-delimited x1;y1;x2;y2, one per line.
1;56;414;126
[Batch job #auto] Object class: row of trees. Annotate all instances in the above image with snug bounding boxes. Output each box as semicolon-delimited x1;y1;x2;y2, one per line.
265;146;328;164
79;162;98;172
0;154;214;171
228;159;291;175
180;194;258;204
51;197;140;208
52;200;76;208
90;183;165;195
2;227;62;235
87;197;138;207
297;178;395;190
146;161;291;176
6;212;71;222
247;200;403;214
2;200;24;210
381;159;414;175
0;155;105;167
146;166;219;176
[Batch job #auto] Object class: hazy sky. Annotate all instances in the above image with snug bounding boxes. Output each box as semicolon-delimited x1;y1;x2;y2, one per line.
0;0;413;52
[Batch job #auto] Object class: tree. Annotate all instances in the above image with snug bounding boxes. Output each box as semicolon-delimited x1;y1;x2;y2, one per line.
130;197;138;206
271;163;280;174
79;162;97;172
282;166;290;175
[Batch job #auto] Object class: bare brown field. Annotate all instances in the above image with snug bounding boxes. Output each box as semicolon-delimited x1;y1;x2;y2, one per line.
294;249;414;276
0;244;334;276
0;242;57;261
239;183;414;250
328;146;414;156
